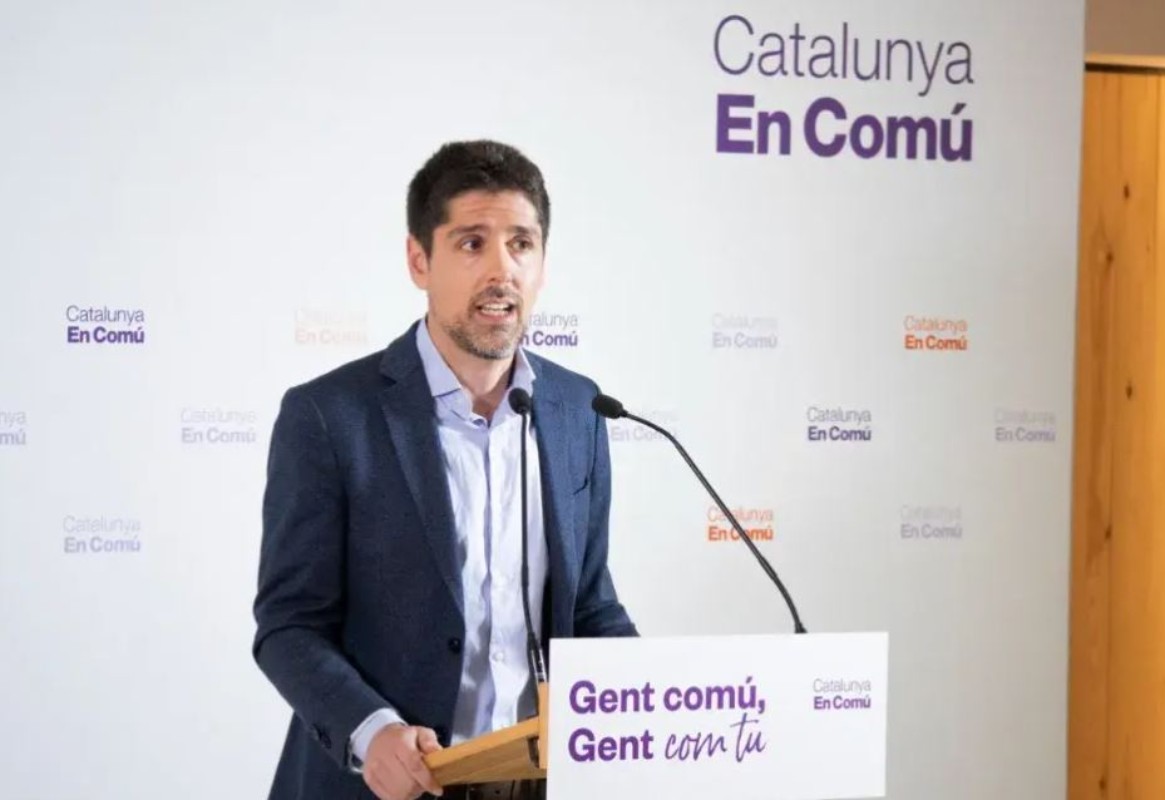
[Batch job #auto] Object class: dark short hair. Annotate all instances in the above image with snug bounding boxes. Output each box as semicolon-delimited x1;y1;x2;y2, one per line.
407;140;551;257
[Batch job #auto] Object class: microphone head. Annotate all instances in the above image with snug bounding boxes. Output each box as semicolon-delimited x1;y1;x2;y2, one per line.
508;387;533;415
591;393;626;419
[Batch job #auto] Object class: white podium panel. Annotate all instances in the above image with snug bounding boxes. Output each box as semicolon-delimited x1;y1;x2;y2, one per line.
549;633;888;800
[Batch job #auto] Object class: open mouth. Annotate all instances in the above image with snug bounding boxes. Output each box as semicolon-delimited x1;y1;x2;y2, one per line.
475;299;518;320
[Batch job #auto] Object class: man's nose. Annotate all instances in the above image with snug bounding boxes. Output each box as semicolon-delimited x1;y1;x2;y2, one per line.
482;240;518;284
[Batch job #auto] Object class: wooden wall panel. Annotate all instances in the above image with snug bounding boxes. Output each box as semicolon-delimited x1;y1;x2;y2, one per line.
1069;70;1119;800
1106;71;1162;800
1069;66;1164;800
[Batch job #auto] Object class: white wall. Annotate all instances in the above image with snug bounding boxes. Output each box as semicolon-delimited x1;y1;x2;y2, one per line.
0;2;1084;798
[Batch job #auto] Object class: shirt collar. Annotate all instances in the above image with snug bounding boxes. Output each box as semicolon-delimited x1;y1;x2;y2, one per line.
414;318;536;403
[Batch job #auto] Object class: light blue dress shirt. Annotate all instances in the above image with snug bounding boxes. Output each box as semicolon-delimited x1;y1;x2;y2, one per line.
349;319;548;766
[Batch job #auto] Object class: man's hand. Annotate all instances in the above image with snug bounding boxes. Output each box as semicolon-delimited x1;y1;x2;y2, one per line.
362;724;444;800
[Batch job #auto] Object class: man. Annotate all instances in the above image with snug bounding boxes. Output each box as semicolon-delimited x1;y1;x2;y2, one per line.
253;140;637;800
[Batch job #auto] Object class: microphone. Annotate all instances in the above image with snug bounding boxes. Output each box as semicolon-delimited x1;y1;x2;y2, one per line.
507;387;549;687
592;393;808;634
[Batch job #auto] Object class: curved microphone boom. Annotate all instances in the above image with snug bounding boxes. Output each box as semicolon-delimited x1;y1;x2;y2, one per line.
592;392;808;634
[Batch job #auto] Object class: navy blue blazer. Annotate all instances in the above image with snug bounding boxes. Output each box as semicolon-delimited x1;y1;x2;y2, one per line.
253;322;637;800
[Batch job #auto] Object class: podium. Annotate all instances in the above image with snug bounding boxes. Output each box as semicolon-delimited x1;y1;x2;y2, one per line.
425;633;888;800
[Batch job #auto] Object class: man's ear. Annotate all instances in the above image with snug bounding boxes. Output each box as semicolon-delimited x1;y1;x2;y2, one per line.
406;235;430;289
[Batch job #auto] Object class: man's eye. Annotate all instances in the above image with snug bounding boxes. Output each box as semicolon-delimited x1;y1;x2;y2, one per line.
512;238;533;251
460;237;482;252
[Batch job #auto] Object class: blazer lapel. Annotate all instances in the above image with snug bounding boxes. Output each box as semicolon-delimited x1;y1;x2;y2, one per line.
532;376;580;638
378;329;464;618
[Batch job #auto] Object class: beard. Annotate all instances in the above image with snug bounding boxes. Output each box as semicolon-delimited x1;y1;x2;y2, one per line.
440;288;527;361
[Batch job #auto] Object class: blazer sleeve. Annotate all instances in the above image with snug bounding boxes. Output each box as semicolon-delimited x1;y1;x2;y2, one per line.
252;387;394;769
572;408;639;637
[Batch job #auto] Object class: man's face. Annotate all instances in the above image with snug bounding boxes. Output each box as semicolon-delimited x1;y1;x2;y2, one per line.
408;189;545;361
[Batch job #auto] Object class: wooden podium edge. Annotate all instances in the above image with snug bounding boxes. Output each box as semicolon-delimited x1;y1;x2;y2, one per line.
424;683;550;786
537;683;549;770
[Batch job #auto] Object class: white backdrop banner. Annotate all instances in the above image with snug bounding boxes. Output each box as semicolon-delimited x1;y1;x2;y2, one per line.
0;2;1083;799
